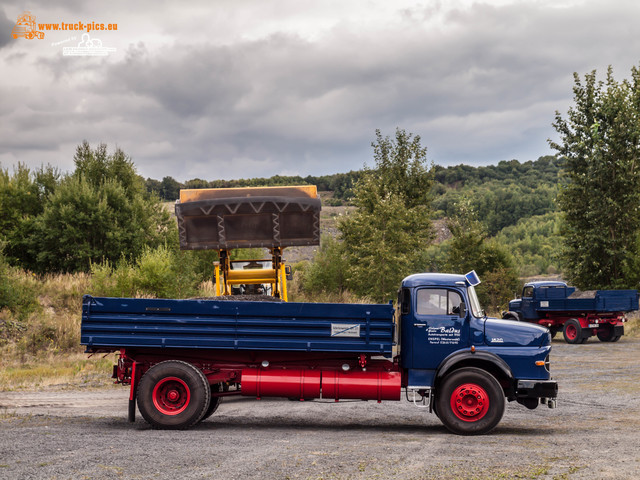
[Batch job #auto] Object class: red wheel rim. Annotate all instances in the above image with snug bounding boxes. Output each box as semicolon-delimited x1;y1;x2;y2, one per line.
450;383;489;422
152;377;191;415
565;324;577;340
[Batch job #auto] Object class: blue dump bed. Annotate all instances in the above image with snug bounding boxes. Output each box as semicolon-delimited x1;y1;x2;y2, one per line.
535;288;639;313
81;296;395;356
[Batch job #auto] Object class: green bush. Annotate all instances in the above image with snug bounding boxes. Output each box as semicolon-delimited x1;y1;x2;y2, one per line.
0;245;38;319
89;245;200;299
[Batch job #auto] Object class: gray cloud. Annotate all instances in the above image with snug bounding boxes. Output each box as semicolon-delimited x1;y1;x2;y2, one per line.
2;1;640;181
0;8;15;48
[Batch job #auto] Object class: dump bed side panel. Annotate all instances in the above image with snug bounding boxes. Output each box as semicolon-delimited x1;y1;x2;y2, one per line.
536;290;639;313
81;296;395;356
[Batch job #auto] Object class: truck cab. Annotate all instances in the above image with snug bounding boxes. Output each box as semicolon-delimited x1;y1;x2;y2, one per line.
399;273;556;432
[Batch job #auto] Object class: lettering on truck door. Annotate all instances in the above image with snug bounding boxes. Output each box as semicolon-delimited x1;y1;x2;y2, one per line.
412;288;470;369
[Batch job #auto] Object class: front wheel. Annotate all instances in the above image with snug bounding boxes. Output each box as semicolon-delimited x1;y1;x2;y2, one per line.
436;368;505;435
137;360;211;429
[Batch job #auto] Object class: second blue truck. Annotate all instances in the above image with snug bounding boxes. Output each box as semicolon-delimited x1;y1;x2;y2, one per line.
503;281;639;344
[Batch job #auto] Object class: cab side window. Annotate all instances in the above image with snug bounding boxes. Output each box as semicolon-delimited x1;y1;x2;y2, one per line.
523;286;534;298
416;289;463;316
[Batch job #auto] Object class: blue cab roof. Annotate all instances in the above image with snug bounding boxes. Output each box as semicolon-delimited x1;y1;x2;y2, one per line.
401;273;468;288
524;281;568;288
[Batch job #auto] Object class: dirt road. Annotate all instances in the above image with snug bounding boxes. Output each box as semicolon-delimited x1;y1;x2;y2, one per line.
1;338;639;480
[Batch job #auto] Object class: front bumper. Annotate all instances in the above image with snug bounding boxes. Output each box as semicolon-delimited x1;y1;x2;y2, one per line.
516;379;558;408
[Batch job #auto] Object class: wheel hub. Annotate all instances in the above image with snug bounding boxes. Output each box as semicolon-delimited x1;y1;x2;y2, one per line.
152;377;191;416
450;383;489;422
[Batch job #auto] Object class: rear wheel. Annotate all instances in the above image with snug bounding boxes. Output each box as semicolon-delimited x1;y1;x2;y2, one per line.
563;319;582;344
436;368;505;435
200;384;223;422
597;326;616;342
138;360;211;429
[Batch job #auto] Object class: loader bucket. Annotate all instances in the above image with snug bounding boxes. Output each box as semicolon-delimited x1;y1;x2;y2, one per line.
175;186;321;250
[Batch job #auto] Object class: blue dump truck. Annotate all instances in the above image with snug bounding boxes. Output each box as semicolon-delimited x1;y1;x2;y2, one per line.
81;271;557;435
503;281;639;344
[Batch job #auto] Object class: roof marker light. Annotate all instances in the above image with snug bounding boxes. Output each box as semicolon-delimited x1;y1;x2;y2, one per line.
465;270;481;286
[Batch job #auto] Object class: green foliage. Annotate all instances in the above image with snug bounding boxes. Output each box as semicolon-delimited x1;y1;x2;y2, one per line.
0;164;61;266
551;66;640;289
495;212;561;277
1;142;173;274
90;245;200;299
146;170;363;203
0;244;38;319
432;157;560;236
299;236;348;296
436;198;520;312
339;129;434;302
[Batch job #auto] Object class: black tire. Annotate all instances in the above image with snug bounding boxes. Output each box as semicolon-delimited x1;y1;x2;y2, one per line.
200;384;223;422
611;335;621;342
436;367;505;435
562;319;582;344
502;314;519;322
137;360;211;429
597;326;616;342
549;327;558;339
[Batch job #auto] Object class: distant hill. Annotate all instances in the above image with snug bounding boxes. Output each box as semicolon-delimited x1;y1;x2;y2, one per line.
148;155;563;276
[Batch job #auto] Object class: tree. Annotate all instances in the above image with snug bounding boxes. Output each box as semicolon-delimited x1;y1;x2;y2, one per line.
160;176;182;201
550;66;640;289
339;129;434;302
14;143;173;273
0;164;61;267
443;197;520;312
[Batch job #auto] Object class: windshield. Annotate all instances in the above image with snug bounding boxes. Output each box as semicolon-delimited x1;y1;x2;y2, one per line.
467;285;485;317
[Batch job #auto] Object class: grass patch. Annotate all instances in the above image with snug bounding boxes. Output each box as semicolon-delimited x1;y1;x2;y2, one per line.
0;352;116;390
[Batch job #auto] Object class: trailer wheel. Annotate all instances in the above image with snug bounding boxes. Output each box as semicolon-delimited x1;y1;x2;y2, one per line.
137;360;211;429
436;367;505;435
200;384;223;422
562;319;582;344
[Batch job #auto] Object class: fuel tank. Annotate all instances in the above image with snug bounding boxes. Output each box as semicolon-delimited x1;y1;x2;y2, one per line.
241;369;401;402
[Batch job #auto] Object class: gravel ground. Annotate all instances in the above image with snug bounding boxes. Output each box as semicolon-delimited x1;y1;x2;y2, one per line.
1;338;639;480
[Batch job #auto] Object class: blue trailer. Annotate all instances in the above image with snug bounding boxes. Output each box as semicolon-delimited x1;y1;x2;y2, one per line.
82;272;557;435
503;281;639;344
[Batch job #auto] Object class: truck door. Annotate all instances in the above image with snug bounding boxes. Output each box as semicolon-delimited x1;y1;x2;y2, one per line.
521;285;534;319
412;288;469;369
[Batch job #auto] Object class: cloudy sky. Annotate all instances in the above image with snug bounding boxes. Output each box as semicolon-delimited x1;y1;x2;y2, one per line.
1;0;639;182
